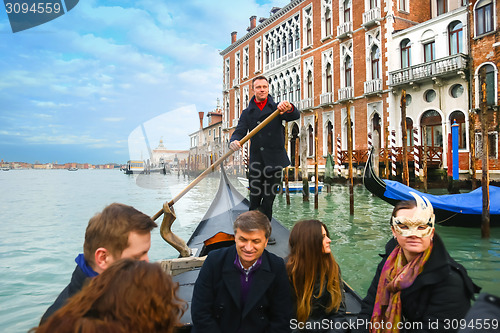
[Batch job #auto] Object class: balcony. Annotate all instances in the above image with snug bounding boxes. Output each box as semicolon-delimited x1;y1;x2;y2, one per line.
300;98;314;110
223;83;230;92
338;86;354;102
389;54;467;87
337;21;353;39
232;77;240;87
320;92;335;106
362;8;381;28
264;49;300;72
364;79;382;95
222;121;230;130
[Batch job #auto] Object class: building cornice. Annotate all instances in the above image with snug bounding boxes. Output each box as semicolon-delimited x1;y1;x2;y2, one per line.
220;0;304;56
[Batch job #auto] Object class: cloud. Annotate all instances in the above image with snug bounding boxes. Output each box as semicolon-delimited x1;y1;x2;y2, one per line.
0;0;291;164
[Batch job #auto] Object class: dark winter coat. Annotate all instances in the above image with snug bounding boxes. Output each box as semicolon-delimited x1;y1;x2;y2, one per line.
230;95;300;170
39;265;89;324
191;245;293;333
356;234;479;332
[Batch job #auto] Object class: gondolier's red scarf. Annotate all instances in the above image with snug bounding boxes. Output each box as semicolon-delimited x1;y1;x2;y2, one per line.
370;242;433;333
255;97;295;113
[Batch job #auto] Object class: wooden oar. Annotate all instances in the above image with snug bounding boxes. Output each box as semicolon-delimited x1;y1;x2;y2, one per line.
153;108;281;222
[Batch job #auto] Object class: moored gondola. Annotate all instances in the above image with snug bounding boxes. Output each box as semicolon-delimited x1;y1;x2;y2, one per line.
363;148;500;227
163;167;362;332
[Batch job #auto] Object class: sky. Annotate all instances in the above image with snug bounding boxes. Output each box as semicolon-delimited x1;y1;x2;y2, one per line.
0;0;290;164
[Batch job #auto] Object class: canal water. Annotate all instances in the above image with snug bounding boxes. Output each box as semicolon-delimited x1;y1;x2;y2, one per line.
0;169;499;332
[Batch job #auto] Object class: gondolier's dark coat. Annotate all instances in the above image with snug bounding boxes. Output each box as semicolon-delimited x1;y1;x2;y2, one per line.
230;95;299;170
191;245;293;333
356;234;479;333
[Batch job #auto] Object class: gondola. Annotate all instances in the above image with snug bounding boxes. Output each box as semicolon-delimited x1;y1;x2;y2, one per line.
163;167;362;332
363;148;500;227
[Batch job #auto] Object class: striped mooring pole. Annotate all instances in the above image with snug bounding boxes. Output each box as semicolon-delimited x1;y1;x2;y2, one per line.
413;127;420;178
368;132;373;149
391;130;397;177
336;135;342;177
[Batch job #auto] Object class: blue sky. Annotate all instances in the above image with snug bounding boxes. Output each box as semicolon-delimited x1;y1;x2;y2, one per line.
0;0;288;164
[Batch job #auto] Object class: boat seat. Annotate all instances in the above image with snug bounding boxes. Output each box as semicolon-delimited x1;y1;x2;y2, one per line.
160;256;207;277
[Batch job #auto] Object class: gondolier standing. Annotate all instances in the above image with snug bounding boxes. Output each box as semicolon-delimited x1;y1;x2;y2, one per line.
230;76;300;238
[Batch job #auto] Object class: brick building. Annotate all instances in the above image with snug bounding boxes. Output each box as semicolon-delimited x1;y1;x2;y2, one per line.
220;0;499;179
468;0;499;173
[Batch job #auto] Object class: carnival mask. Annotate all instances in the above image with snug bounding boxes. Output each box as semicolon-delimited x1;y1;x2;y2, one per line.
391;192;435;238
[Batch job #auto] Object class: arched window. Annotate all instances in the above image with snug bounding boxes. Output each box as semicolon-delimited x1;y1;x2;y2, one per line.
325;8;332;36
326;63;333;93
479;64;496;106
306;20;312;46
406;117;414;147
371;46;380;80
475;0;493;35
401;39;411;68
449;21;463;55
326;121;333;153
344;56;352;87
307;71;313;98
296;75;301;101
276;38;281;59
295;28;300;50
289;78;294;101
421;110;443;148
344;0;351;23
308;125;314;156
449;111;466;149
276;83;281;103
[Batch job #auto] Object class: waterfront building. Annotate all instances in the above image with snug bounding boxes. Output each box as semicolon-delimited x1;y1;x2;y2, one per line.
468;0;499;174
188;101;225;173
219;0;499;180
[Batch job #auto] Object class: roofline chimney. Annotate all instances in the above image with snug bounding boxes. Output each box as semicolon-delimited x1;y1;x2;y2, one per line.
198;112;204;129
231;31;237;44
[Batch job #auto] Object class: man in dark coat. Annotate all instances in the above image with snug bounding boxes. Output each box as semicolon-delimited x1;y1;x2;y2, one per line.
39;203;157;324
230;76;300;226
191;210;292;333
356;234;479;332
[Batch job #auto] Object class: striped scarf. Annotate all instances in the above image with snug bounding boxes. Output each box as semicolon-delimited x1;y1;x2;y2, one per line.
370;242;433;332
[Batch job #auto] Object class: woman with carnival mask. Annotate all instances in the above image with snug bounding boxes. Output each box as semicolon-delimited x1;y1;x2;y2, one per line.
355;193;479;333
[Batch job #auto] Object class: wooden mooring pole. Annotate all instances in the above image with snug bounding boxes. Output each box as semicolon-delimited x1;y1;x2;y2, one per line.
479;68;490;239
422;125;428;193
284;123;290;205
401;90;409;186
314;111;319;210
347;107;354;216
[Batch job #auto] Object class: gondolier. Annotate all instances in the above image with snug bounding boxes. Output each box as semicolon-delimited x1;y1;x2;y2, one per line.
230;76;300;233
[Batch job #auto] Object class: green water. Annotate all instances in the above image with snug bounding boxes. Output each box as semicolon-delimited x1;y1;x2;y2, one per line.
0;170;498;333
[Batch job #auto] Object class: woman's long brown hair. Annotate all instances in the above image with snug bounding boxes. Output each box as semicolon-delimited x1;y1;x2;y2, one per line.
31;259;186;333
286;220;342;323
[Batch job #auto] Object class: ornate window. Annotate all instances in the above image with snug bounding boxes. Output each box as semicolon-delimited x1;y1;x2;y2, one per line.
449;111;466;149
449;21;463;55
475;0;494;36
343;0;351;23
401;39;411;68
344;56;352;87
371;46;380;80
